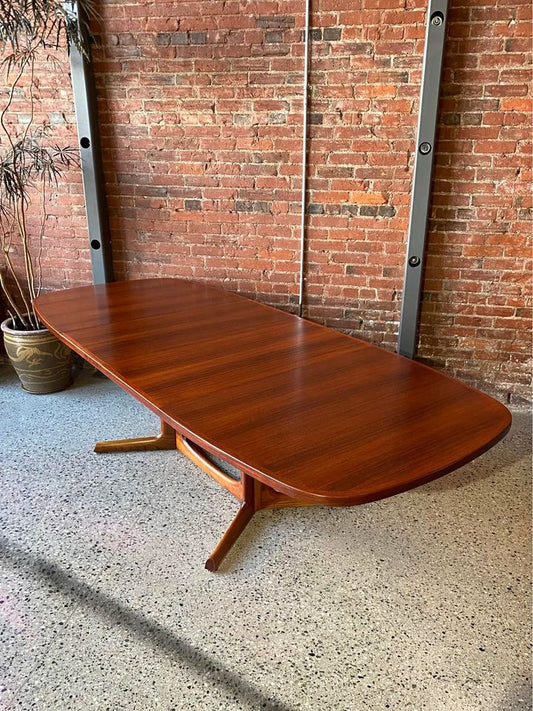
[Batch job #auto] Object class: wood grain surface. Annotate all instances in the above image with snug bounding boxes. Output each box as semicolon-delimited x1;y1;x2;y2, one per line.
34;279;511;506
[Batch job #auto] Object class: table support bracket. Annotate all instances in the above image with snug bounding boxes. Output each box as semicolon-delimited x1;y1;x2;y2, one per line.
175;435;242;500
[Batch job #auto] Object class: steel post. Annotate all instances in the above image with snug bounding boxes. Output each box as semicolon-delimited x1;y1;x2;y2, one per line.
67;1;114;284
398;0;448;357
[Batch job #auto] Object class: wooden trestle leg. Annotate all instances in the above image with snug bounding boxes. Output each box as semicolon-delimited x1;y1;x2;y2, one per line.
94;423;315;570
205;472;257;572
203;468;316;572
94;419;177;453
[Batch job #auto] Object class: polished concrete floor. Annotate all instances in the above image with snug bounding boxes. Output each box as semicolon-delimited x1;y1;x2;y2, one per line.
1;365;531;711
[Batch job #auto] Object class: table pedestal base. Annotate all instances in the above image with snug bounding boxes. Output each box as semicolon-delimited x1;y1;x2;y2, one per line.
95;419;315;571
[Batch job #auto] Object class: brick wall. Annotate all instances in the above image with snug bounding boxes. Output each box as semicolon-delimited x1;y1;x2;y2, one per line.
3;0;531;403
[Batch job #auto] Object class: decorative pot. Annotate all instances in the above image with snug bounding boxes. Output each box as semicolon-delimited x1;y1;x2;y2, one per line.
1;317;73;394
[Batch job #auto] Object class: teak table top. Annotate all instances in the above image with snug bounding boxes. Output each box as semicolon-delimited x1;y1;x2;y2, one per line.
35;278;511;507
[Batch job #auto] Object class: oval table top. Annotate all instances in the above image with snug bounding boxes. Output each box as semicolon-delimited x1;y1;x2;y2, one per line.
35;278;511;506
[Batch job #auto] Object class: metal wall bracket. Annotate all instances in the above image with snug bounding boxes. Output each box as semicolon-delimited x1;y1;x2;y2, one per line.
67;1;114;284
398;0;448;357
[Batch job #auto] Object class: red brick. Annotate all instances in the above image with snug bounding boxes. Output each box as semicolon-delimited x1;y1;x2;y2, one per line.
1;0;528;403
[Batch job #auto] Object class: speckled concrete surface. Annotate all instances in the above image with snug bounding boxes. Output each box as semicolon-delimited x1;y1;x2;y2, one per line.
1;364;531;711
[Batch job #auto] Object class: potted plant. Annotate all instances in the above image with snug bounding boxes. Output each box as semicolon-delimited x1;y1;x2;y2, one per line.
0;1;93;393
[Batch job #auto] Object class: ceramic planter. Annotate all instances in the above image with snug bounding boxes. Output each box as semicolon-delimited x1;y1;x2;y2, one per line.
1;317;72;393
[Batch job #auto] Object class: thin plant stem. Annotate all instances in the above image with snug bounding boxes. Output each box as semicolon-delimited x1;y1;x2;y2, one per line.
15;197;38;325
1;248;32;325
19;51;37;147
36;177;46;298
0;57;28;155
15;54;38;309
0;269;27;327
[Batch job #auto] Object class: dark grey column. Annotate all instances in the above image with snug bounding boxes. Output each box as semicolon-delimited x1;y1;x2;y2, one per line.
398;0;448;357
67;1;114;284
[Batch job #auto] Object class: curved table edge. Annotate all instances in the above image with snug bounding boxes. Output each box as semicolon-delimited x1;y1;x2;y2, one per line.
35;289;513;509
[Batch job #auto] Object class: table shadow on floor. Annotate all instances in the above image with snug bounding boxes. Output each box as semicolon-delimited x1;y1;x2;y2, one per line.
0;535;296;711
